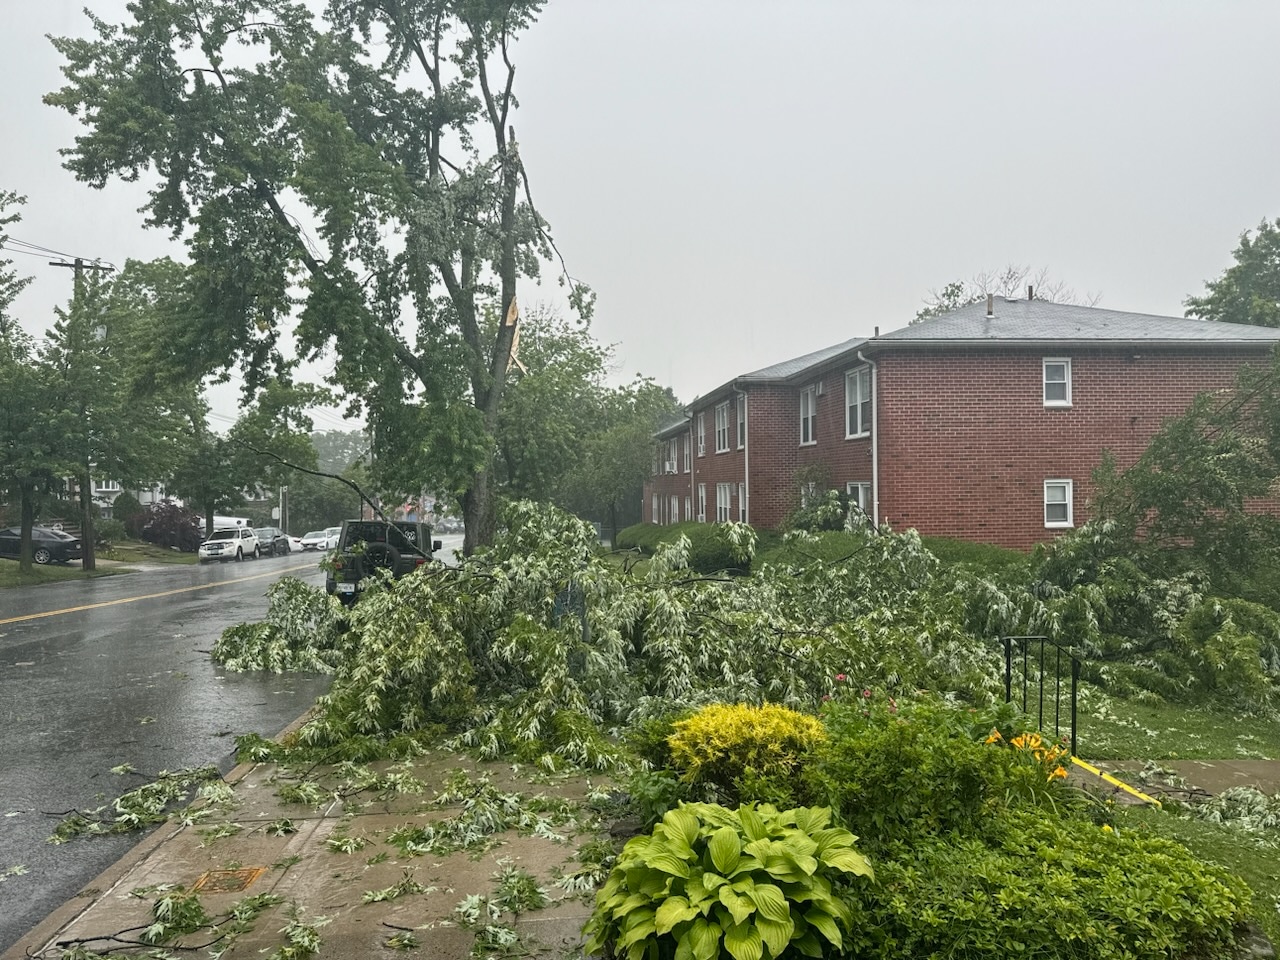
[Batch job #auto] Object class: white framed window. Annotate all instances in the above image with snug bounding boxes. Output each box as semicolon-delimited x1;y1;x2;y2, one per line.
670;495;679;525
716;483;731;522
846;481;871;512
799;385;817;445
1043;358;1071;407
715;402;730;453
95;479;121;493
737;395;747;449
1044;479;1073;528
846;367;871;438
651;494;659;524
697;412;706;456
683;435;690;473
684;495;691;521
697;484;707;522
738;482;746;521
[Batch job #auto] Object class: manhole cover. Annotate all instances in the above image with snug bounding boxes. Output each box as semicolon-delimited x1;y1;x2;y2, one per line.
192;867;267;893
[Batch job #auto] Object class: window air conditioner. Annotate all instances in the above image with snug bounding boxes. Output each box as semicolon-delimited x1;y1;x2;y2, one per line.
664;461;677;474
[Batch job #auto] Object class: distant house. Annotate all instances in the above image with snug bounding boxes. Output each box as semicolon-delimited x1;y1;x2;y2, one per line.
644;298;1280;550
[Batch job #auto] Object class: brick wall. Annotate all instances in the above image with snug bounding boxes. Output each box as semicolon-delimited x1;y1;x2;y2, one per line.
875;347;1266;550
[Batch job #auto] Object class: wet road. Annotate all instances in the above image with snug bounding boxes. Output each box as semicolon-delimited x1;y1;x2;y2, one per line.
0;556;334;953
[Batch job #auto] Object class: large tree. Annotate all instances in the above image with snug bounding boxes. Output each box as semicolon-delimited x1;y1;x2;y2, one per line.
47;0;587;555
1185;219;1280;328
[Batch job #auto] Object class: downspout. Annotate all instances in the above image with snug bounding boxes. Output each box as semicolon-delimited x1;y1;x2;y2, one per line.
734;388;749;524
856;350;879;530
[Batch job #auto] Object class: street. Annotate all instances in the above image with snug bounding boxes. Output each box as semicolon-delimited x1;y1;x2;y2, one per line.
0;556;333;954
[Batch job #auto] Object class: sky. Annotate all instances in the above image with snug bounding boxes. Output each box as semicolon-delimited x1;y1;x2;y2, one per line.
3;0;1280;424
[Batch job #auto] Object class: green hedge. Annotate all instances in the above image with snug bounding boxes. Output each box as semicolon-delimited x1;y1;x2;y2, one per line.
614;521;755;575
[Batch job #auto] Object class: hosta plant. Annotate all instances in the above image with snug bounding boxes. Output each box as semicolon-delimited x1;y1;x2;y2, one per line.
583;802;872;960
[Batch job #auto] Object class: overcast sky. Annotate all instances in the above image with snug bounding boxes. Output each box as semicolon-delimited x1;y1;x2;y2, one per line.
4;1;1280;425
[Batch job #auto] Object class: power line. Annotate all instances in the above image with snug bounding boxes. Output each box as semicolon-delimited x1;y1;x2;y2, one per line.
3;236;81;260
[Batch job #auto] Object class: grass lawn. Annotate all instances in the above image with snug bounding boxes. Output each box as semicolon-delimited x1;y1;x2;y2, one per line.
1079;696;1280;761
102;541;198;565
0;560;133;589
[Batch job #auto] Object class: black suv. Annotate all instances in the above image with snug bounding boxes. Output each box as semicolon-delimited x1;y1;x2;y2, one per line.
324;519;442;603
255;526;292;557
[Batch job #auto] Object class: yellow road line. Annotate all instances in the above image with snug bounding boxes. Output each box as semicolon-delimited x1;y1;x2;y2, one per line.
1071;756;1163;807
0;561;321;626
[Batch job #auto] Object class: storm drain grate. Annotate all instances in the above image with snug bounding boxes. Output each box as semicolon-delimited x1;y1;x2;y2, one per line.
192;867;267;893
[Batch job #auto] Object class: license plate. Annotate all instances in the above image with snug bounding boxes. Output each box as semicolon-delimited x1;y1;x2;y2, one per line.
336;583;356;594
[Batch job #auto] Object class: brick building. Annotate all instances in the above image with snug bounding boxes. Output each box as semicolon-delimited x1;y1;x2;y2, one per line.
644;298;1280;550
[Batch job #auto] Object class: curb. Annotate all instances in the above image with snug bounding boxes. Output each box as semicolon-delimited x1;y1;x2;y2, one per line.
1;710;317;960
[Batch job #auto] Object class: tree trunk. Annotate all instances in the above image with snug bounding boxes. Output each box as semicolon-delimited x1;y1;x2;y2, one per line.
461;464;497;557
79;468;97;571
18;480;35;574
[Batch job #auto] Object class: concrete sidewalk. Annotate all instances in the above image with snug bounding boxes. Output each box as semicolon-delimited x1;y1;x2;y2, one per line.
3;743;609;960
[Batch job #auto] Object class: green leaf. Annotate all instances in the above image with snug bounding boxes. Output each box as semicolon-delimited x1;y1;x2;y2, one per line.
647;852;692;879
663;808;701;848
656;896;699;935
717;887;754;926
792;807;831;833
688;918;723;960
756;916;795;957
748;883;792;925
723;921;763;960
820;847;874;878
803;906;843;948
792;929;825;958
738;806;768;841
617;909;656;948
811;827;858;858
708;825;741;875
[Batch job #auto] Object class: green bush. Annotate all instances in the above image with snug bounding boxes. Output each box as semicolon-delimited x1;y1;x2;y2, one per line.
919;535;1028;574
667;702;827;808
95;517;127;545
615;522;753;574
584;803;873;960
1176;597;1280;711
111;492;145;536
806;696;1074;854
840;809;1249;960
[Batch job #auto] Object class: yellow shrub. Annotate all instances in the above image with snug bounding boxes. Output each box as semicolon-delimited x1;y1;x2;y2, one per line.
666;703;827;805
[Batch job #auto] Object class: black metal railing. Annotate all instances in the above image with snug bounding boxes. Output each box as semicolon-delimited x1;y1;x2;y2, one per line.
1002;635;1081;757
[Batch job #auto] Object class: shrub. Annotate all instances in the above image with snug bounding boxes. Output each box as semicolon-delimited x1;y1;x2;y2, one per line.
111;491;145;536
806;696;1074;854
95;517;126;546
141;500;202;552
919;535;1028;574
667;703;827;808
583;803;872;960
615;521;755;574
839;809;1249;960
1176;597;1280;711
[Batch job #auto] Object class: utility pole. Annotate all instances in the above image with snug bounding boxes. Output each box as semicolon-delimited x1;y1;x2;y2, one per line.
50;257;115;572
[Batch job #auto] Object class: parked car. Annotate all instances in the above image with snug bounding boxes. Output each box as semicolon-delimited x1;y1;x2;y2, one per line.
323;526;341;549
287;534;305;552
198;527;261;563
255;526;292;557
325;519;442;604
0;526;83;565
299;530;330;551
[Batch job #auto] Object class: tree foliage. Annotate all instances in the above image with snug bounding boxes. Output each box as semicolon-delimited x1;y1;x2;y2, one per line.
1185;219;1280;327
914;264;1100;323
47;0;588;554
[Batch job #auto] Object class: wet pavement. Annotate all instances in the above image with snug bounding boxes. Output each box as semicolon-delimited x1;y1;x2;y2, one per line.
0;557;333;953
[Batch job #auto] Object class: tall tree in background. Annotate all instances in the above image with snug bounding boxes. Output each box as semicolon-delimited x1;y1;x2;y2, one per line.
494;307;611;504
170;381;324;535
0;191;52;572
913;265;1100;324
47;0;588;556
1185;219;1280;328
562;380;682;541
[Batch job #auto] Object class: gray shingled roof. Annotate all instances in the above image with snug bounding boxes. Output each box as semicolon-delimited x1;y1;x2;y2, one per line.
875;300;1280;345
738;336;868;381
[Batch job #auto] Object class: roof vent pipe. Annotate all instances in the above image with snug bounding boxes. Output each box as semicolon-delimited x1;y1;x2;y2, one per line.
1028;284;1034;300
986;293;994;318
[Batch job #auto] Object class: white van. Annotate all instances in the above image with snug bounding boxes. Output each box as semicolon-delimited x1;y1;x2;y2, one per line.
210;516;252;531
